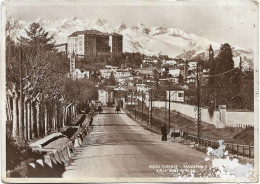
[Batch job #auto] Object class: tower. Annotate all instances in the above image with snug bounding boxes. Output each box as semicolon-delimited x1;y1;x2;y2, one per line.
208;44;215;69
239;56;243;70
209;44;214;61
184;60;188;80
70;51;76;79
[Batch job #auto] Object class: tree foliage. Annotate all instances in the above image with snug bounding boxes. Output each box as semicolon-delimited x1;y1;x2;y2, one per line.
205;43;253;110
18;23;55;51
108;72;117;85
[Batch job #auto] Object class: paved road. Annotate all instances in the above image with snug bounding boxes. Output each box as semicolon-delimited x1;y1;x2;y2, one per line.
63;108;215;179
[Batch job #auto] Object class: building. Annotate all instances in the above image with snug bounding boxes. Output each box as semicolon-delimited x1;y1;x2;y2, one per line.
72;69;90;79
166;90;185;102
136;84;150;93
109;33;123;55
70;51;76;75
69;51;90;80
165;60;177;66
141;59;158;68
99;68;132;80
98;87;114;105
208;44;214;63
167;77;179;84
168;68;181;77
188;61;198;71
186;74;196;83
99;68;118;79
67;29;123;57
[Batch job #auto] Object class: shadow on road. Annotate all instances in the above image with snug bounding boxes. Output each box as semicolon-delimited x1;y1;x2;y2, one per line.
97;112;126;114
92;124;139;127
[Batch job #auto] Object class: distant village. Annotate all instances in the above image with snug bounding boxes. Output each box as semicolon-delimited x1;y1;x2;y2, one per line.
63;29;248;108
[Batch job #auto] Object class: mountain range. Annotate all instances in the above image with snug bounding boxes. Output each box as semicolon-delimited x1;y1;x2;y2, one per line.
7;17;254;69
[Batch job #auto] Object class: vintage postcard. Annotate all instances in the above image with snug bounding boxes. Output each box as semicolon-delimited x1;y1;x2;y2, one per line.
1;0;259;183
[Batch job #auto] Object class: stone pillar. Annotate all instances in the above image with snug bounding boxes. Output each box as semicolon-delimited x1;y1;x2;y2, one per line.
217;105;227;128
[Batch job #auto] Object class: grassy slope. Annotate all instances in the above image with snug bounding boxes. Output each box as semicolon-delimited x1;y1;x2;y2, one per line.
131;107;254;145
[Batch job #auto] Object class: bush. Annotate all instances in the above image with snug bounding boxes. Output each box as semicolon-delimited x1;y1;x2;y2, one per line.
208;105;215;118
6;135;44;171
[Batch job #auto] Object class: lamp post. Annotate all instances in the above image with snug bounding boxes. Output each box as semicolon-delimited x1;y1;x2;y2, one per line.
196;64;201;144
167;80;178;129
149;89;153;125
168;89;178;129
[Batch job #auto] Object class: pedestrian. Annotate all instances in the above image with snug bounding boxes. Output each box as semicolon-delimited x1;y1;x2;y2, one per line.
89;114;93;126
161;123;167;141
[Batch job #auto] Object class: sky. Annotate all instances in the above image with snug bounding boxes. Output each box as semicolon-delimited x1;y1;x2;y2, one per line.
4;0;259;50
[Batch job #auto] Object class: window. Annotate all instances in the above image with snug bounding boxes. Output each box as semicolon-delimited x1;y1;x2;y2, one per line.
178;93;184;97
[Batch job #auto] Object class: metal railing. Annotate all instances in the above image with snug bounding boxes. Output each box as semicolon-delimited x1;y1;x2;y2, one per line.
181;131;254;158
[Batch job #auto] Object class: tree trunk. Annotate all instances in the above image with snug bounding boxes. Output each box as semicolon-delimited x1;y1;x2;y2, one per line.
49;103;53;132
52;103;56;131
44;103;48;135
27;101;31;140
36;101;41;138
6;95;12;121
12;93;19;138
62;106;66;127
56;104;60;130
40;104;44;137
31;101;36;139
24;100;28;141
18;97;24;142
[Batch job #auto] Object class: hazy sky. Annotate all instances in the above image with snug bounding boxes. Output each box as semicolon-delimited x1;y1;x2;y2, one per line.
5;0;259;49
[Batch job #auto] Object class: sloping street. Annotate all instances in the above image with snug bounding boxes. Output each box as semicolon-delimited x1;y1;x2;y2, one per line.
63;108;214;178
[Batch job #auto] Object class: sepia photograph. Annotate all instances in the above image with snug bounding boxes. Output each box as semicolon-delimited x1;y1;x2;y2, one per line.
1;0;259;183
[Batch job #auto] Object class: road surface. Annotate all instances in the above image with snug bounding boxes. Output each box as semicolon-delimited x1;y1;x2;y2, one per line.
63;108;215;179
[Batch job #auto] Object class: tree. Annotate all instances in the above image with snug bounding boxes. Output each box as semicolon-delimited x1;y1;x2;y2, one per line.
108;72;116;85
215;43;234;78
18;23;55;51
178;73;184;85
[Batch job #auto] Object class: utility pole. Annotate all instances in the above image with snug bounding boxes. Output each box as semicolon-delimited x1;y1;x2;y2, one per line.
168;82;171;129
196;64;201;144
131;92;133;113
141;91;144;123
137;95;140;119
137;94;140;118
135;95;136;119
149;89;153;125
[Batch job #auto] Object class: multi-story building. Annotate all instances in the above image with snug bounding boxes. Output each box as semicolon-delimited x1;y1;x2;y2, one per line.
67;30;123;57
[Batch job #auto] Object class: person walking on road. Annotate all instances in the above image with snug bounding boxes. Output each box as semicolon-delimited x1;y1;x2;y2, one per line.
161;123;167;141
98;105;103;114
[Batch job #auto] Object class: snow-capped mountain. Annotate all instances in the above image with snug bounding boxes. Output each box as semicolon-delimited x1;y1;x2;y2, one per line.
7;17;254;69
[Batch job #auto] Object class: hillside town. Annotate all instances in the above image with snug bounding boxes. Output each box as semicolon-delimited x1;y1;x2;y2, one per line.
4;9;256;180
66;29;252;113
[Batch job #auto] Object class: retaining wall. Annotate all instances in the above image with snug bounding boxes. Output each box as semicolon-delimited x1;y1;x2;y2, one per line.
148;101;254;128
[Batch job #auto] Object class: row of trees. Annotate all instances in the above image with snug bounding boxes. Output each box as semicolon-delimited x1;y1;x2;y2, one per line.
6;22;97;143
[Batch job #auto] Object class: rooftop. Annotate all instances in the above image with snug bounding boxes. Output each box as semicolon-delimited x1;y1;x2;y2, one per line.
68;29;122;37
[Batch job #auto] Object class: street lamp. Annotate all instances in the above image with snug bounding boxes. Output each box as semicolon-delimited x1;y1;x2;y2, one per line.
167;89;178;129
167;79;178;129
